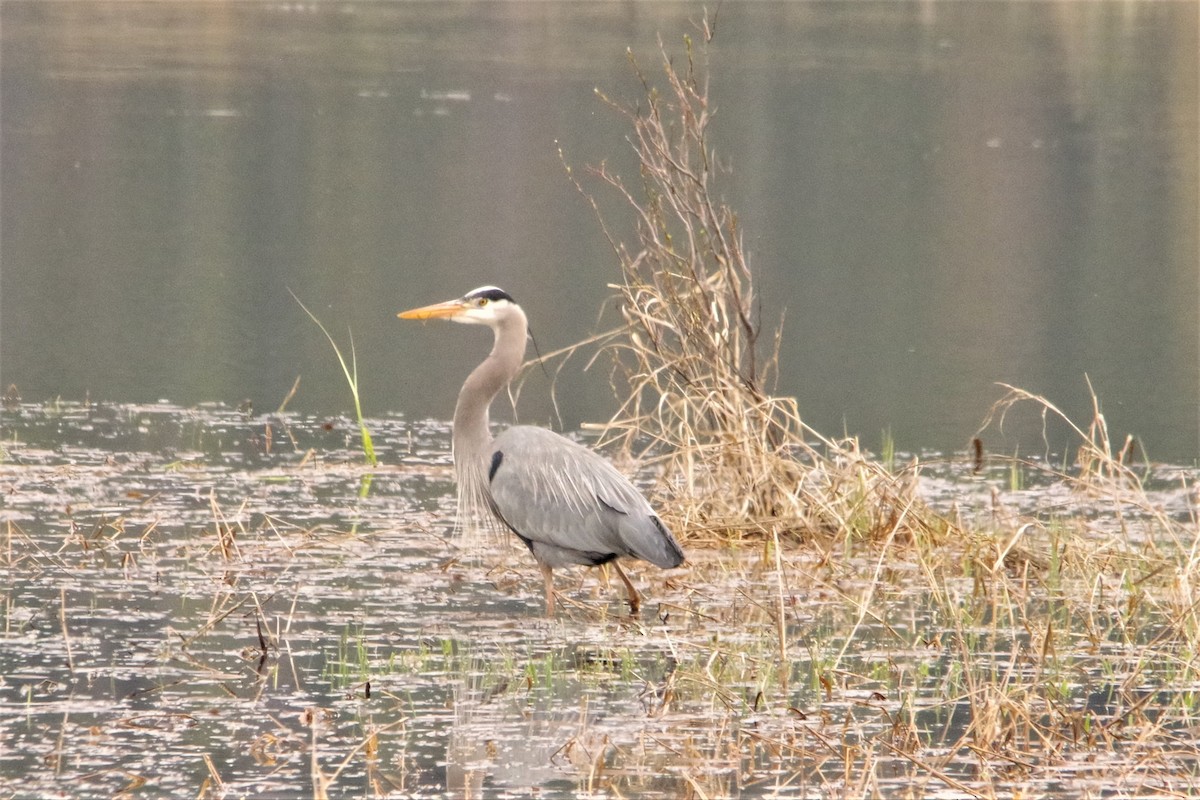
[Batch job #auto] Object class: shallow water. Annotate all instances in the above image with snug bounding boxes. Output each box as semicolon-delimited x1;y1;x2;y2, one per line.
3;403;1199;798
0;403;703;797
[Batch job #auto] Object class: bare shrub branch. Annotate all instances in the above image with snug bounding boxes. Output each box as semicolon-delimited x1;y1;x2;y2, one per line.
566;31;920;543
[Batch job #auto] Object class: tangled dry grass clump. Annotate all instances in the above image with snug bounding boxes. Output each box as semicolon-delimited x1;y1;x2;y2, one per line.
570;16;1200;613
564;31;924;547
553;28;1200;794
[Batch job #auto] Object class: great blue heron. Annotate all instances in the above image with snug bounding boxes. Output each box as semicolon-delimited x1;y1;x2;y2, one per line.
399;286;685;615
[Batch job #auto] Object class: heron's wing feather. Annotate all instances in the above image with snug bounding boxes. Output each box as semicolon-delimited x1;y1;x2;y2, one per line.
488;426;681;567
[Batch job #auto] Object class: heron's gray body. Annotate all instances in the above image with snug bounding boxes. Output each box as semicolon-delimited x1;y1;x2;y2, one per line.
488;425;684;570
400;285;685;614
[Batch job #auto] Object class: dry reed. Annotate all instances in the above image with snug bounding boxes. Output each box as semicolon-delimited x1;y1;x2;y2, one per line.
565;30;925;548
552;23;1200;793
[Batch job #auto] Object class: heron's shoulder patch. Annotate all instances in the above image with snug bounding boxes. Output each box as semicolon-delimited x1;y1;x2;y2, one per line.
488;450;504;482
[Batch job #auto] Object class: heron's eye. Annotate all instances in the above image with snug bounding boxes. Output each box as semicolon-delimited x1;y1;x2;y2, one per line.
477;298;489;307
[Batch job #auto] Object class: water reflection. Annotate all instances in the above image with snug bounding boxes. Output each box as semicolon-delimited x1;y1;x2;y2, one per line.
446;691;593;798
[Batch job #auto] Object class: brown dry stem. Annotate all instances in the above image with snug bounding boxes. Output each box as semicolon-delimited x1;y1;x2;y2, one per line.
565;32;924;548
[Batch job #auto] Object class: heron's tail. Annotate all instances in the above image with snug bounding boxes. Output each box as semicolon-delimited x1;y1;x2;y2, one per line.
623;514;685;569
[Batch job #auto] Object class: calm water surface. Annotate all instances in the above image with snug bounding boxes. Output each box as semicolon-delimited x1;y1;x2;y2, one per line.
2;1;1197;461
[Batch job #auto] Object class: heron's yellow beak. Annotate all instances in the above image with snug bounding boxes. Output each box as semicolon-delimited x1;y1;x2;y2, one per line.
397;299;467;321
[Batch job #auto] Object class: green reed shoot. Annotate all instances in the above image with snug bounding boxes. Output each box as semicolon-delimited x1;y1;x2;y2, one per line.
291;291;377;467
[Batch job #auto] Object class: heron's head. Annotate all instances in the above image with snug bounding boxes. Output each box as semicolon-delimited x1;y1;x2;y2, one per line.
398;286;519;327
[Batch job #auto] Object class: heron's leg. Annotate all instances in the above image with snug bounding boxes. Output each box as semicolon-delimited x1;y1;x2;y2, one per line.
610;560;641;616
539;563;556;616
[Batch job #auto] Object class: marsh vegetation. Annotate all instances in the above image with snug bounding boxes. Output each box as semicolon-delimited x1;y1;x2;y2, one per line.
2;397;1197;798
3;26;1198;800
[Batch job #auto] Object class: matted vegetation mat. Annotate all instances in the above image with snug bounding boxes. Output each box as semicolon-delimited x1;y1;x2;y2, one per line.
2;402;1199;798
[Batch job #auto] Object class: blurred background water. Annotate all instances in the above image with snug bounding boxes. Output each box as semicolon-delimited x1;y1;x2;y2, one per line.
2;1;1196;462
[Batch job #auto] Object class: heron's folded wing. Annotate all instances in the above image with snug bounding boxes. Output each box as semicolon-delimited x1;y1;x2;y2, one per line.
488;425;655;558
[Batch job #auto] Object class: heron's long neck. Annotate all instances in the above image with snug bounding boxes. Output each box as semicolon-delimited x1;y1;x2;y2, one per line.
452;311;527;467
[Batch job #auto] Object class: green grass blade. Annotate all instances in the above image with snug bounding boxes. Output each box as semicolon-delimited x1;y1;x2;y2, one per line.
291;290;378;467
